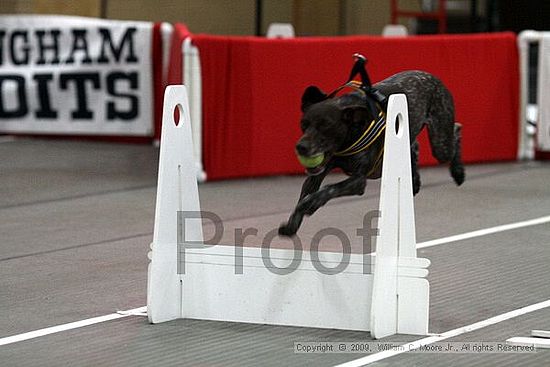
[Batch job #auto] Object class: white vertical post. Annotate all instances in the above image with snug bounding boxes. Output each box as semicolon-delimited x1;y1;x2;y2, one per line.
183;38;207;182
266;23;295;38
370;94;429;339
160;23;174;85
518;30;538;160
537;34;550;151
147;85;203;323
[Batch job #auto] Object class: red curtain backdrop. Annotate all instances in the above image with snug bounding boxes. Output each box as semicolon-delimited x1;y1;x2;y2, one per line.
192;33;519;180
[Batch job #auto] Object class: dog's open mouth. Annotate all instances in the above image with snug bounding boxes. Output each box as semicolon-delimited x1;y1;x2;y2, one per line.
297;152;330;176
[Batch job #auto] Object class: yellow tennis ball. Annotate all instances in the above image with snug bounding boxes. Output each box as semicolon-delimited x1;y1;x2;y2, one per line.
297;153;325;168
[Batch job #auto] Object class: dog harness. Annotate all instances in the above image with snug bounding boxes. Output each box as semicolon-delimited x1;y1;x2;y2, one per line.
333;88;386;177
335;102;386;177
331;81;386;157
327;54;388;177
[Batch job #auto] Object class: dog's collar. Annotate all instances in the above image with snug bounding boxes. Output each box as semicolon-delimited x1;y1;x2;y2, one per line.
334;106;386;157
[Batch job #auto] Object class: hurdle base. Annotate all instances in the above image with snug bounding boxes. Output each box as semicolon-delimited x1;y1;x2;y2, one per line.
151;245;430;335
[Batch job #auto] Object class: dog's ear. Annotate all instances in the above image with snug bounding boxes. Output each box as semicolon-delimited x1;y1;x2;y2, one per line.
301;86;327;112
341;105;369;125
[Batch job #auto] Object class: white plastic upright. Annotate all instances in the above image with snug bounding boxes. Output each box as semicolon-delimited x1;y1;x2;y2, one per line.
518;30;539;160
370;94;430;339
382;24;408;37
183;38;207;182
536;34;550;151
517;30;550;158
147;85;203;323
266;23;295;38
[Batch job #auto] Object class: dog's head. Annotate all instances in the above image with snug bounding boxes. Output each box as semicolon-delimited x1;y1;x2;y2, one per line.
295;86;371;175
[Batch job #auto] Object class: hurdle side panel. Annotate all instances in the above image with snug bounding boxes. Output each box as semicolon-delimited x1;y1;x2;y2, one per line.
370;94;429;339
147;85;203;323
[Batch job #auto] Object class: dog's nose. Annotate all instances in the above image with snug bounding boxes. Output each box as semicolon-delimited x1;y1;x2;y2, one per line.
295;141;310;155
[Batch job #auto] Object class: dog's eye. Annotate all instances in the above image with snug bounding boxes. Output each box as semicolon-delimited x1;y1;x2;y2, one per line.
301;120;310;131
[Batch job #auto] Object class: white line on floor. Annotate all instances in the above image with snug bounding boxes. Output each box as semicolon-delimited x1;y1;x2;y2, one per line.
1;215;549;347
0;307;146;347
417;215;550;249
333;299;550;367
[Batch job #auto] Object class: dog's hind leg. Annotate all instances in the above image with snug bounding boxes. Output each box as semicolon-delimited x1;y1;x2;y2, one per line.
426;115;455;163
425;85;465;186
411;140;421;195
426;119;465;186
450;123;465;185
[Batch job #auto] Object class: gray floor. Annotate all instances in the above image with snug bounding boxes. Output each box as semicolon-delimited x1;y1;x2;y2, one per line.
1;138;550;366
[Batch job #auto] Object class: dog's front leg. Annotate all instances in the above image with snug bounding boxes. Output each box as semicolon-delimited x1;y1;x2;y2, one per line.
297;175;367;217
279;173;327;237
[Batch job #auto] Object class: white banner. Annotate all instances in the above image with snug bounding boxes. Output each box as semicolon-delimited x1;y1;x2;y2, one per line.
0;15;154;136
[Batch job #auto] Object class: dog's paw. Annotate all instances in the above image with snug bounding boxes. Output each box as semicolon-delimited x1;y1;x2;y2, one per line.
451;166;465;186
413;182;421;196
278;223;297;237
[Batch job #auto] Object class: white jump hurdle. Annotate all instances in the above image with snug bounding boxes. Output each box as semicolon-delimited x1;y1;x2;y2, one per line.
147;86;430;338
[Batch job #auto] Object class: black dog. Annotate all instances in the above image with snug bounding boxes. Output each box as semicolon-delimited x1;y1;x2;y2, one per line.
279;70;465;237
